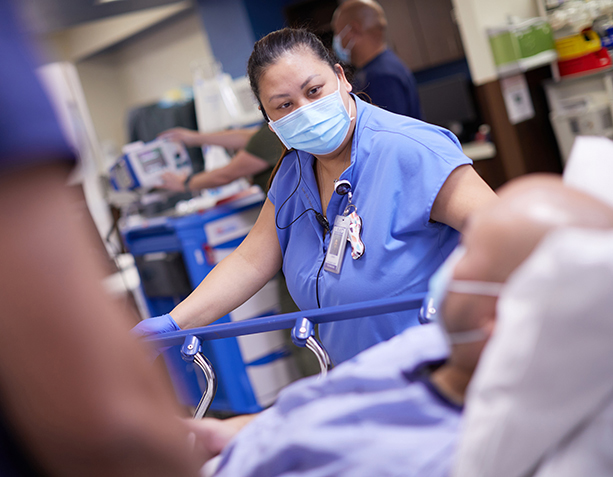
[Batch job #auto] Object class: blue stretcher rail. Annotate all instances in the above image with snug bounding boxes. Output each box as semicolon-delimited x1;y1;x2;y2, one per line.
147;293;425;418
145;293;425;348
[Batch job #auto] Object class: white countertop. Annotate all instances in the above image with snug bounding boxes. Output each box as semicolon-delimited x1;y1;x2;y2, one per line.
462;141;497;161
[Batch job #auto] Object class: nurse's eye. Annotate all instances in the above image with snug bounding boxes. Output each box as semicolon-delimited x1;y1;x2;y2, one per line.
277;101;291;110
308;86;322;96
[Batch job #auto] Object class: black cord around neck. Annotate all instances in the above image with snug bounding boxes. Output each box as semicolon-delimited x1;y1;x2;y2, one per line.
274;151;330;309
275;151;329;232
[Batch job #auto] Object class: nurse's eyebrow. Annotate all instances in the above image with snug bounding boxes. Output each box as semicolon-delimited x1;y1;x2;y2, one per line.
268;93;290;103
300;74;319;89
267;74;321;103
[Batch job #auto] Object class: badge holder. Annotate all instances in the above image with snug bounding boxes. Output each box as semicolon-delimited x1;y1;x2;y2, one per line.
323;190;365;274
323;215;350;274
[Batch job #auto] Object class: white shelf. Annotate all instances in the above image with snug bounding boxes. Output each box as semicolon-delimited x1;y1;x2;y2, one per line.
496;50;559;79
462;141;497;161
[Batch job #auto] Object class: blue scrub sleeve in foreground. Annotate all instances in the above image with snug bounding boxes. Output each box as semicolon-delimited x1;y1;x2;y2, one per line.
0;2;73;168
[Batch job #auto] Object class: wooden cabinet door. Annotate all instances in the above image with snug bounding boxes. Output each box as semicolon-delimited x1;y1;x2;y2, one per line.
411;0;464;67
379;0;428;71
380;0;465;71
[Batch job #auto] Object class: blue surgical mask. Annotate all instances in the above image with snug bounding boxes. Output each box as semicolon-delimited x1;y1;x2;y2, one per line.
419;245;504;345
268;77;353;156
333;25;354;64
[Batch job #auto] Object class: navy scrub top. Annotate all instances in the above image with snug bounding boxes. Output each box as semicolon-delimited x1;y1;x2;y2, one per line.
353;48;422;120
268;96;471;364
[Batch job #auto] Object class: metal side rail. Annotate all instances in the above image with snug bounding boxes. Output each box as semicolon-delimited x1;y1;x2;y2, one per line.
180;335;218;419
291;317;332;377
145;294;425;348
147;294;424;417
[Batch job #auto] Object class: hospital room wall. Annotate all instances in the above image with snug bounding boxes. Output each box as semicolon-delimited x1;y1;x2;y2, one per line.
452;0;561;183
452;0;539;86
73;9;214;169
195;0;256;79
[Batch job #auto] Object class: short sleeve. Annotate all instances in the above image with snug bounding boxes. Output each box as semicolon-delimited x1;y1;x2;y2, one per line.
360;110;472;230
0;2;73;172
406;127;472;227
244;125;284;167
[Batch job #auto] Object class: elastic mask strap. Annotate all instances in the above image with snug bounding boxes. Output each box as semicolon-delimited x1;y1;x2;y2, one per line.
442;280;500;345
337;75;355;121
268;121;291;149
338;25;355;53
338;24;351;40
447;280;504;297
446;327;489;345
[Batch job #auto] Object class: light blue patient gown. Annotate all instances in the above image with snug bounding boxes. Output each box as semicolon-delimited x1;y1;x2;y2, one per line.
214;324;461;477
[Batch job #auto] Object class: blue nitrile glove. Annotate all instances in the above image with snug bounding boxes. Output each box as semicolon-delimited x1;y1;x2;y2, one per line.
132;313;181;338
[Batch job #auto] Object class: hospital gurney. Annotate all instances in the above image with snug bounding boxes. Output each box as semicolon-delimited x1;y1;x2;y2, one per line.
145;294;424;418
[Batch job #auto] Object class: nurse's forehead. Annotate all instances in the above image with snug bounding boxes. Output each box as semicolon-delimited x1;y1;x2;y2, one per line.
259;49;332;86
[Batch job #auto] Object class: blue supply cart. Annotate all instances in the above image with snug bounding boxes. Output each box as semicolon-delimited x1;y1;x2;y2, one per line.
122;190;297;414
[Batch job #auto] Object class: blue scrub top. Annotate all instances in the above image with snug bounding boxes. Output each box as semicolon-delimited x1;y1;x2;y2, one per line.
269;96;471;364
214;324;460;477
0;6;72;171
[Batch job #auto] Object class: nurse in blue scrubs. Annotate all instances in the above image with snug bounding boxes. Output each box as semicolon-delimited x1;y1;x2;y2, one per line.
135;28;498;364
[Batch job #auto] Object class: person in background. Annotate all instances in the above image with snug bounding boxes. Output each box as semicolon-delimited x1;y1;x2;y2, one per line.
157;124;283;193
186;175;613;477
332;0;422;119
0;1;220;474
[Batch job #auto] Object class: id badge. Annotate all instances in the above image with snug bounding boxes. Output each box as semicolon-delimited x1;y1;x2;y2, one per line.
324;215;350;274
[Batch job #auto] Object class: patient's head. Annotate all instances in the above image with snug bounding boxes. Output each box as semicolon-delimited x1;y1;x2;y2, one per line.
442;174;613;375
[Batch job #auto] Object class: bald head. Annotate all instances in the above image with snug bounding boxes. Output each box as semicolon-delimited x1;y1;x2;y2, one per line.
333;0;387;33
439;174;613;383
332;0;388;67
459;174;613;285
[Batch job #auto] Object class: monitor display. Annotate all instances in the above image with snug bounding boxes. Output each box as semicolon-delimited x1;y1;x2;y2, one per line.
137;147;166;174
417;74;477;129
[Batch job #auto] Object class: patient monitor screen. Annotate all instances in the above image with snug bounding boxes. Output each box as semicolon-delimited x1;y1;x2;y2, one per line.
137;147;166;174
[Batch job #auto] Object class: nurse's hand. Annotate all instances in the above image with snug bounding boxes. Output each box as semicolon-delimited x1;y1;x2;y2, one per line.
160;171;189;192
187;415;258;458
132;313;181;338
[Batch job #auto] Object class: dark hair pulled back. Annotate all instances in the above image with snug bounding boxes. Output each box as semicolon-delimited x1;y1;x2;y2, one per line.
247;28;337;122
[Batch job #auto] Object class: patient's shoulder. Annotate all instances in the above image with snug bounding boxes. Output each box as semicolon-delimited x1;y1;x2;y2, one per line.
271;325;449;413
342;324;449;375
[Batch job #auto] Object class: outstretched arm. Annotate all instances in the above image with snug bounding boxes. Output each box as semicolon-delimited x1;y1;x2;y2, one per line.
160;149;271;192
188;414;259;460
170;198;283;329
158;126;260;150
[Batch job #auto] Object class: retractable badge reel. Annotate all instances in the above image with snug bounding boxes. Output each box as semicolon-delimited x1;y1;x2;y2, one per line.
323;180;365;274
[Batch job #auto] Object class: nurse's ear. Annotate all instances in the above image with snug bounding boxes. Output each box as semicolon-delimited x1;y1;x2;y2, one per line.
257;103;271;124
334;64;353;93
